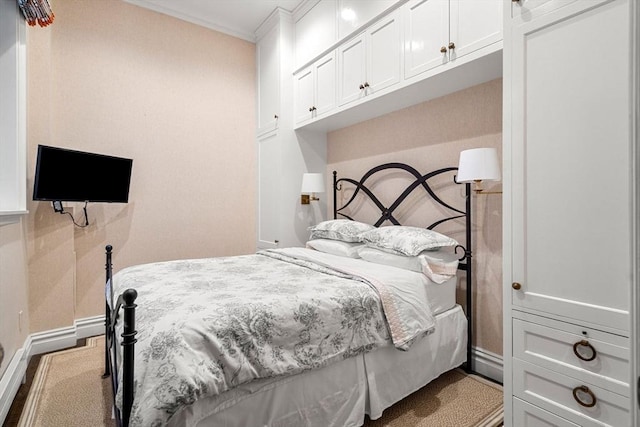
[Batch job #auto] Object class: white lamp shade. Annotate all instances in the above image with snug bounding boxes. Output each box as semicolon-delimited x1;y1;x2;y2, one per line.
301;173;325;193
457;148;501;183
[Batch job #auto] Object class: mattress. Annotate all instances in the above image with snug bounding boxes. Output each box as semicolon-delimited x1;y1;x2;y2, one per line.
167;305;467;427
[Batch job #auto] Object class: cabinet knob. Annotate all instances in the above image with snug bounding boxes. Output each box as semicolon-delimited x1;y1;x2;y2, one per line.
274;114;278;119
440;46;447;53
364;82;369;88
572;385;597;408
309;107;313;112
448;42;456;50
512;282;522;290
274;240;279;244
573;340;597;362
359;84;364;90
512;0;520;2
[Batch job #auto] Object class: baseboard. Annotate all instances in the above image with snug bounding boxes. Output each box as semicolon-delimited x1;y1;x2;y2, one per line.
0;315;105;426
473;346;504;384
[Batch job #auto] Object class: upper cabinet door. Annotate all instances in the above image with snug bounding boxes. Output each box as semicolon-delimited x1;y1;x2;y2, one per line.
314;52;336;117
337;34;366;106
294;66;314;124
337;0;399;40
449;0;502;60
294;0;337;69
403;0;449;80
257;24;280;135
366;10;401;94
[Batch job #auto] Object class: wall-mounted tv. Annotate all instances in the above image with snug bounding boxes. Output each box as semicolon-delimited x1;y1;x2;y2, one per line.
33;145;133;203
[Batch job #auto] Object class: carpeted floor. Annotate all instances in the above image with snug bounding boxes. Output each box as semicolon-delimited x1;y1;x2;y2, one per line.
15;336;503;427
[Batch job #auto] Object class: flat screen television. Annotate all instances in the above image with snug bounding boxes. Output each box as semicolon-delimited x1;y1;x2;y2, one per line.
33;145;133;203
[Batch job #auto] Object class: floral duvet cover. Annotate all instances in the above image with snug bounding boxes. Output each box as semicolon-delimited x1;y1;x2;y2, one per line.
112;247;438;426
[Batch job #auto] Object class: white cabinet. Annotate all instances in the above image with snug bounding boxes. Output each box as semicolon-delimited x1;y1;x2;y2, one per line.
449;0;502;59
294;53;336;125
255;9;328;249
256;23;281;136
257;132;282;248
337;0;399;39
337;10;401;107
403;0;449;78
509;0;577;21
503;0;638;425
404;0;501;80
294;0;337;70
0;0;27;224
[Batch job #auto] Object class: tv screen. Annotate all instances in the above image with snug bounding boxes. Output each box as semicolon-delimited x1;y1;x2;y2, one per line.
33;145;133;203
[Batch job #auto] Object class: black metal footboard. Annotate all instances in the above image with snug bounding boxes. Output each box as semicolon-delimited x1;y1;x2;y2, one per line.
103;245;138;427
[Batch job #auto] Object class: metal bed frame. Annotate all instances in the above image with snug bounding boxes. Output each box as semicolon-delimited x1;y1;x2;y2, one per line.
103;162;473;427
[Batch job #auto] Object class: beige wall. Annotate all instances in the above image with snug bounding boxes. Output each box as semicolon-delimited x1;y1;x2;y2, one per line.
327;78;503;355
25;0;257;332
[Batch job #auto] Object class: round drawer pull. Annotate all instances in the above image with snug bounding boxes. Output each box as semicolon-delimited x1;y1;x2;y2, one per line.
512;282;521;290
573;339;597;362
572;385;597;408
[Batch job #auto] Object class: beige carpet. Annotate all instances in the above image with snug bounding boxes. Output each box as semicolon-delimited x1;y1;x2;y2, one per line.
18;336;503;427
18;336;114;427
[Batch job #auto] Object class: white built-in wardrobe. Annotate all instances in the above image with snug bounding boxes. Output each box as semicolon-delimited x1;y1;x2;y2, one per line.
503;0;639;425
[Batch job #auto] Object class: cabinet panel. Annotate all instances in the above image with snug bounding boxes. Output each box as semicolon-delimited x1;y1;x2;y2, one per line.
513;317;630;396
449;0;501;59
510;0;578;21
295;0;337;69
513;398;580;427
294;67;314;124
314;52;336;116
257;24;280;135
403;0;448;79
337;35;366;106
366;11;401;94
510;0;631;332
257;132;282;249
513;359;630;427
338;0;398;39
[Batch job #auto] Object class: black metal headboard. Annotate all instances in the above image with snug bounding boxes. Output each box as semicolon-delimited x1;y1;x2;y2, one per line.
332;162;474;373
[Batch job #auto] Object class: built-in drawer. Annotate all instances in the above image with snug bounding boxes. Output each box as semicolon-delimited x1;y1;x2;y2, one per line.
513;314;629;396
513;397;580;426
513;359;630;427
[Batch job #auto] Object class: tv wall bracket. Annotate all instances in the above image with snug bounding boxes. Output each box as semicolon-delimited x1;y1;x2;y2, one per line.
51;200;90;227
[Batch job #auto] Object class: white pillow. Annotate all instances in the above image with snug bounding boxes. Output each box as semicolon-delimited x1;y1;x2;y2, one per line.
308;219;375;243
359;225;458;256
357;246;423;272
306;239;363;258
358;246;460;284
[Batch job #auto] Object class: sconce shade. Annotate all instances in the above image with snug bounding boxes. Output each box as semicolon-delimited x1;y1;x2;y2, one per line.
457;148;501;183
301;173;325;193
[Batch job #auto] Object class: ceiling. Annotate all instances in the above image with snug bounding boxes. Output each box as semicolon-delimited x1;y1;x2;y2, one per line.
123;0;305;42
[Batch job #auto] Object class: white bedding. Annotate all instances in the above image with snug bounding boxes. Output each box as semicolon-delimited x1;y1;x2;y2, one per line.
167;305;467;427
111;248;457;426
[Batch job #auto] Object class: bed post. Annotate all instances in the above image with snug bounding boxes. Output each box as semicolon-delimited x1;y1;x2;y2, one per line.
464;182;473;374
103;245;113;378
121;288;138;427
333;170;337;219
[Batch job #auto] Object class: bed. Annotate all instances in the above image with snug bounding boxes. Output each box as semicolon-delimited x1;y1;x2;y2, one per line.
103;162;473;427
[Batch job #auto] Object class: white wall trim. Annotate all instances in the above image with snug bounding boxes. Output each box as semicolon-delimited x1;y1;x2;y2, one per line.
0;315;105;425
473;346;504;384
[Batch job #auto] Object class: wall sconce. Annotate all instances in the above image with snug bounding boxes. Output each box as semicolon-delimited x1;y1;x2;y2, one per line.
301;173;325;204
457;148;502;194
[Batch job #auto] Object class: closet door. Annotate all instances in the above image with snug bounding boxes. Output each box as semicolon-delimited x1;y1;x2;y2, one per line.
510;0;632;334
